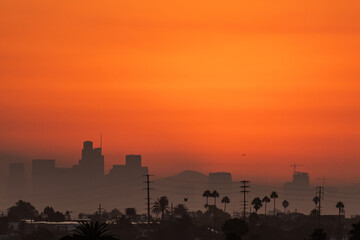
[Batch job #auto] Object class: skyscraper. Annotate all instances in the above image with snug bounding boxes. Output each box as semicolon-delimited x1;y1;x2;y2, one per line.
108;155;148;181
73;141;105;182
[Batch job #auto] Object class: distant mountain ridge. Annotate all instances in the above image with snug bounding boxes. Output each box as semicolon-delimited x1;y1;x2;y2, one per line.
162;170;208;183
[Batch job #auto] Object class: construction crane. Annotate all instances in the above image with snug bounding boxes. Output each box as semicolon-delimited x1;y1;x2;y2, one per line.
290;163;303;174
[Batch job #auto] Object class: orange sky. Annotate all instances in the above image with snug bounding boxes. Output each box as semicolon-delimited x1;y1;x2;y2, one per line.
1;0;360;184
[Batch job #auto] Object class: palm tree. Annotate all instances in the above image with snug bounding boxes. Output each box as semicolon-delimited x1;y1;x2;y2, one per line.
152;196;169;220
270;191;278;216
174;203;188;218
336;201;345;216
125;208;136;223
60;221;119;240
203;190;211;209
211;190;219;206
282;200;289;214
221;196;230;212
262;196;270;215
251;197;262;214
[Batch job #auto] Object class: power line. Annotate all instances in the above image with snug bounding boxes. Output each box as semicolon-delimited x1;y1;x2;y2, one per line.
98;203;104;222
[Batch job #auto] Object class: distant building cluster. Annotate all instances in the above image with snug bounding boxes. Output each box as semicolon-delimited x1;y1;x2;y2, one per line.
6;140;238;214
6;140;312;216
7;141;148;200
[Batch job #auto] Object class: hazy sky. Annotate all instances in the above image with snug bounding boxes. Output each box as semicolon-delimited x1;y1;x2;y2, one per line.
1;0;360;184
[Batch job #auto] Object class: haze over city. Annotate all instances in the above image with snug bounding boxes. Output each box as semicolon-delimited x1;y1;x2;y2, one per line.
1;1;360;240
2;0;360;185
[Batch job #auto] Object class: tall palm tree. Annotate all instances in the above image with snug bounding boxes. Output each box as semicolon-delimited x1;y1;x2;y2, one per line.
251;197;262;214
336;201;345;216
282;200;289;214
211;190;219;206
270;191;278;216
262;196;270;215
221;196;230;212
60;221;119;240
152;196;169;220
203;190;211;209
174;204;188;218
125;208;136;223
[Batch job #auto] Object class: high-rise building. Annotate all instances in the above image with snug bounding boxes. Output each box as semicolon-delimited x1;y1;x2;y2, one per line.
77;141;104;178
108;155;148;181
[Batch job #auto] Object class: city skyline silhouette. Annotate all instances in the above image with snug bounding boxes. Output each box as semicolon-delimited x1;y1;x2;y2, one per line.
1;0;360;239
3;139;360;218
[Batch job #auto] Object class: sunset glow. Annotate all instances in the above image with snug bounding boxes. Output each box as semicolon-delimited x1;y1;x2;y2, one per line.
1;0;360;184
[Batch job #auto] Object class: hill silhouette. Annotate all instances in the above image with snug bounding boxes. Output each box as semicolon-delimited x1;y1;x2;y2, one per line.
162;170;208;183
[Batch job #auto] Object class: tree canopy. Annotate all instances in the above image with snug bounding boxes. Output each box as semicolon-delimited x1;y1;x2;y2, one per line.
8;200;38;221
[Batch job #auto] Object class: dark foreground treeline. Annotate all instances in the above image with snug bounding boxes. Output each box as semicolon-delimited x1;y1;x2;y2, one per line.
1;199;360;240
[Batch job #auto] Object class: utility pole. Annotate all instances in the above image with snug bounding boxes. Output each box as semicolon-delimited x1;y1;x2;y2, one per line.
144;174;153;225
98;203;103;222
316;186;324;226
240;180;250;218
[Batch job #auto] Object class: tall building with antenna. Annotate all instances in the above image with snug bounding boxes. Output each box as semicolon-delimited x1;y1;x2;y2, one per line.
76;141;105;178
20;139;151;212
